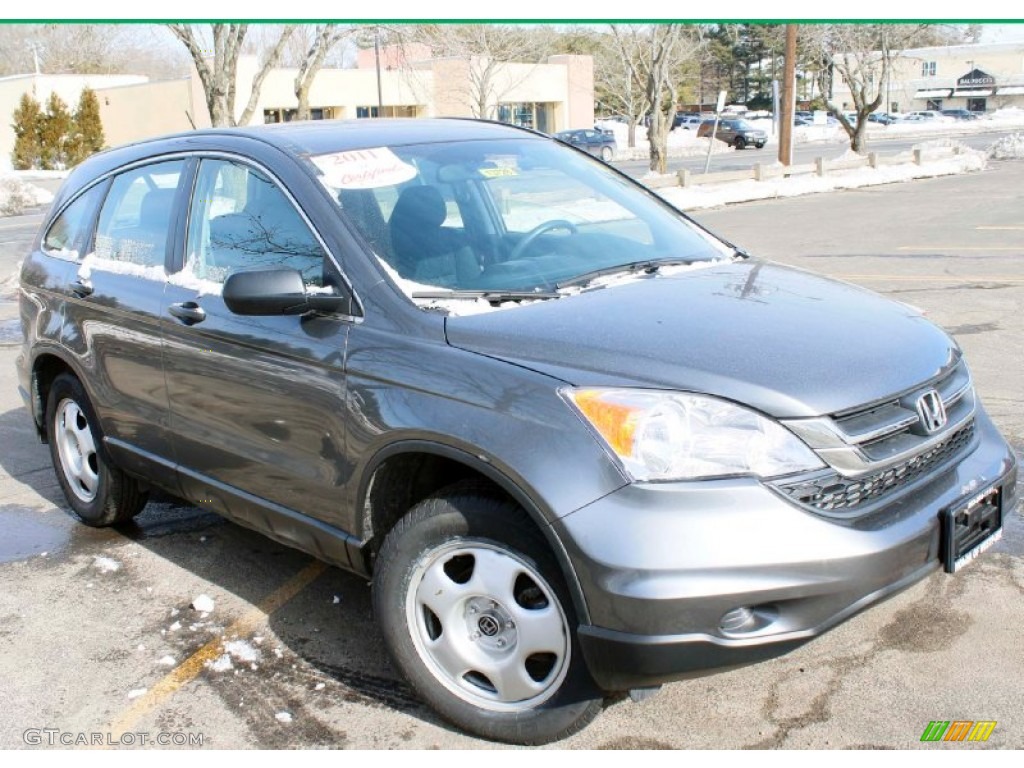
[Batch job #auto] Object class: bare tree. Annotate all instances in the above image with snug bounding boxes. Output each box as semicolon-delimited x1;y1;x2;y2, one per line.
612;24;703;174
167;23;295;127
0;24;188;79
294;25;353;121
404;24;547;119
810;24;932;153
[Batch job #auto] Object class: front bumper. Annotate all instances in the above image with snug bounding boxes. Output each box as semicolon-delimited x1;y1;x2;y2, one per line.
554;407;1017;691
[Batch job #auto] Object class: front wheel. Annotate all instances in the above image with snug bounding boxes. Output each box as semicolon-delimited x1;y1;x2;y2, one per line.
373;483;602;744
734;136;747;150
46;373;148;526
755;142;765;149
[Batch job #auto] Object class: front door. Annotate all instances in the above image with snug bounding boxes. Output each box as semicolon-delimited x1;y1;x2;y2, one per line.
161;157;354;533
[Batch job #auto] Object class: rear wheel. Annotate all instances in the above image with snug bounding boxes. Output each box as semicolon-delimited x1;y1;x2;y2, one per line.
46;373;148;527
373;482;603;744
600;146;613;162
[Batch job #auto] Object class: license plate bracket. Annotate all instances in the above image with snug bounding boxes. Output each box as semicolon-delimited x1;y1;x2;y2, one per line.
941;486;1002;574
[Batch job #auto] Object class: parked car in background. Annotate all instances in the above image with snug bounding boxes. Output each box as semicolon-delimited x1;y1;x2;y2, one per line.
867;112;897;125
18;117;1016;745
676;115;704;130
905;110;953;122
554;128;617;161
941;109;980;121
697;117;767;149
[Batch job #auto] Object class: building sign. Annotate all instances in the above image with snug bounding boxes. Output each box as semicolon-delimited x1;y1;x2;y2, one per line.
957;69;996;88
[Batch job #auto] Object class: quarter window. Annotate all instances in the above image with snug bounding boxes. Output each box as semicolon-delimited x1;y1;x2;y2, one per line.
184;159;326;286
94;160;185;268
42;183;106;260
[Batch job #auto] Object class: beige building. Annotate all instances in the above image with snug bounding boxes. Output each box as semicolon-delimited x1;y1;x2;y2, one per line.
1;47;594;170
831;41;1024;114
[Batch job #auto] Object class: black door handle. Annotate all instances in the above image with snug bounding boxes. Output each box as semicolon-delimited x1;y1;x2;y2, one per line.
69;279;93;297
168;301;206;325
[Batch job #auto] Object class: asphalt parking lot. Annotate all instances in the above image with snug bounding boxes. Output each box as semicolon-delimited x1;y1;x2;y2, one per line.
0;160;1021;749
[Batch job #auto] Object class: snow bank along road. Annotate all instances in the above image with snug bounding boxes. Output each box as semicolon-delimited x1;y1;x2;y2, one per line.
0;160;1022;749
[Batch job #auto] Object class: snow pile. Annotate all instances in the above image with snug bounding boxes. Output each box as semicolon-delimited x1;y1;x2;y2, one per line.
988;132;1024;160
659;149;987;212
0;176;53;216
275;712;293;724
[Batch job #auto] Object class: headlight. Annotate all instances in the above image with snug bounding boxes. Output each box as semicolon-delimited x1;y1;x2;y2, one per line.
564;388;824;482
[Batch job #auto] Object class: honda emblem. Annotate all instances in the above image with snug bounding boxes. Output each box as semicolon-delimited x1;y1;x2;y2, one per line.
916;390;947;434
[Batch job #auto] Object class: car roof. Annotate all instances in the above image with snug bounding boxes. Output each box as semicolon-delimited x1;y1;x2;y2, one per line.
52;118;548;211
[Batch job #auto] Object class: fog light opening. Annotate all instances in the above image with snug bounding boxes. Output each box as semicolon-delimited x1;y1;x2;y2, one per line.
719;606;756;633
719;604;776;635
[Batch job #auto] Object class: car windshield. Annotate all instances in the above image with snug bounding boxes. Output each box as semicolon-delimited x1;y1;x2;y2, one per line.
310;137;730;308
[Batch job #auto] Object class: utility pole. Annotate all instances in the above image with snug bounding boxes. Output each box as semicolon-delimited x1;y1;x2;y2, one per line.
778;24;797;166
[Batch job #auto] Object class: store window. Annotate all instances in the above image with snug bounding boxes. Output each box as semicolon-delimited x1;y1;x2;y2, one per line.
921;61;937;77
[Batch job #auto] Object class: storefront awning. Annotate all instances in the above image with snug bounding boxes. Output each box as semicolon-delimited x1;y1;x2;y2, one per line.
914;89;952;99
996;86;1024;96
952;89;993;97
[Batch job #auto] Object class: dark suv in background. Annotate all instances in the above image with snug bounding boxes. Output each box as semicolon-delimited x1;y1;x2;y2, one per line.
16;118;1015;744
697;117;767;149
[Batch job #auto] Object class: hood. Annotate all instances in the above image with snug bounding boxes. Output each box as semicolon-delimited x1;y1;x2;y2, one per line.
444;261;958;418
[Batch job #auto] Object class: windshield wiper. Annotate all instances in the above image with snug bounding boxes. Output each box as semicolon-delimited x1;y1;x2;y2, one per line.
555;258;698;290
411;289;561;304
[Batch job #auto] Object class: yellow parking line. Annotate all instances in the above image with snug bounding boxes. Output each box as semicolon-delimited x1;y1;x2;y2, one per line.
105;559;327;740
896;246;1022;252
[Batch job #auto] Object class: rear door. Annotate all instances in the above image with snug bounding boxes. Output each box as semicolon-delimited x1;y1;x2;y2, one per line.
59;158;189;486
161;156;355;532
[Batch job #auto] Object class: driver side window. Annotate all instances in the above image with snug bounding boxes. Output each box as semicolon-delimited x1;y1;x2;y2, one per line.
185;159;326;287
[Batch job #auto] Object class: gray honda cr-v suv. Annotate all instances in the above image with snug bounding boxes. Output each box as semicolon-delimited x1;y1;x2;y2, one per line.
16;118;1016;744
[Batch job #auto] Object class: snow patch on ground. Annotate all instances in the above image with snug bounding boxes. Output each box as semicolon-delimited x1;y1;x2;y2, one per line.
156;655;177;666
223;639;261;664
206;654;233;673
127;688;147;700
93;556;121;573
275;712;293;723
190;594;215;613
988;132;1024;159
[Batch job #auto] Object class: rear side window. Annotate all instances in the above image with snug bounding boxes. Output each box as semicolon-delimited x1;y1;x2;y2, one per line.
94;160;186;268
42;184;106;260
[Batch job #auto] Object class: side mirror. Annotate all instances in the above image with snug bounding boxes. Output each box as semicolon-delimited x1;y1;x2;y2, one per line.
223;268;352;316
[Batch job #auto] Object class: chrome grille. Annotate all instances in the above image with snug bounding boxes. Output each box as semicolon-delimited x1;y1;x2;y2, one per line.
782;360;975;478
774;420;976;513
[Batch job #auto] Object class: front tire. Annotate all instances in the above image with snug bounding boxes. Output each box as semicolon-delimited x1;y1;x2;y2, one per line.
734;136;747;150
46;373;148;527
373;482;602;744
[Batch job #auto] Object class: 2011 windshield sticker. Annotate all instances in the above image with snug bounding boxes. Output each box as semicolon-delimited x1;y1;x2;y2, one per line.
312;147;417;190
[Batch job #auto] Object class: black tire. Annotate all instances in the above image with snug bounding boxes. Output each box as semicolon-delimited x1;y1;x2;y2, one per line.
373;481;603;744
46;373;148;527
600;146;613;162
755;142;765;149
734;136;747;150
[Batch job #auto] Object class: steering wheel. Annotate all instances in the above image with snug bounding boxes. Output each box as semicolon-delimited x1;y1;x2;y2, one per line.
508;219;578;262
